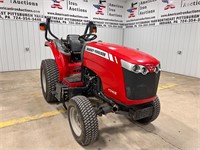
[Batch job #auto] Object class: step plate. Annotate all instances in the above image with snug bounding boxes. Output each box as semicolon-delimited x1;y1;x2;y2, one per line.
64;74;81;83
63;74;84;88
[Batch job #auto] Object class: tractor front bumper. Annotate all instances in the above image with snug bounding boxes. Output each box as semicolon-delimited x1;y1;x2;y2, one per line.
129;106;153;120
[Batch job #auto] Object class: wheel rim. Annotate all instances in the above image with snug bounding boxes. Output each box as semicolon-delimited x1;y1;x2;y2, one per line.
42;69;46;93
69;107;82;136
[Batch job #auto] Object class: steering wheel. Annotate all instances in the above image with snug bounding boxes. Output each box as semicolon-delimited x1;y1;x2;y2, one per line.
79;34;97;42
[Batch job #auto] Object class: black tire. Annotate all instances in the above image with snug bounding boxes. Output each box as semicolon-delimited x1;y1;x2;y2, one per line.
68;96;99;146
40;59;59;103
137;97;160;124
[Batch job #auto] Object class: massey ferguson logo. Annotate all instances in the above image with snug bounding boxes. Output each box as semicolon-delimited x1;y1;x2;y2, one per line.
162;0;175;10
51;0;64;9
93;0;106;15
146;65;156;72
127;2;137;18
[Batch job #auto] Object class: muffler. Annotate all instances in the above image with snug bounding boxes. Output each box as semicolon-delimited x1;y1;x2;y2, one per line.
96;103;119;115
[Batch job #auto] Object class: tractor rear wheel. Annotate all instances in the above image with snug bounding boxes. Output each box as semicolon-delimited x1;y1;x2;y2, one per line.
137;97;160;124
40;59;59;103
68;96;99;146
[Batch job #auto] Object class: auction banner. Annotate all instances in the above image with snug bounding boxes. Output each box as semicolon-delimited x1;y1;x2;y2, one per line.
125;0;200;28
0;0;125;28
90;0;125;28
158;0;200;25
125;0;158;28
0;0;44;21
43;0;91;25
1;0;200;28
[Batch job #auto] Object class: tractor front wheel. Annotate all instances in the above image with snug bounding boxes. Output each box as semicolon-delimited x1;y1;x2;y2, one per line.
137;97;160;124
68;96;99;146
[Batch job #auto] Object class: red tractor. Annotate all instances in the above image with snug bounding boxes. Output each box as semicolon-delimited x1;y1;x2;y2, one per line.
39;18;161;146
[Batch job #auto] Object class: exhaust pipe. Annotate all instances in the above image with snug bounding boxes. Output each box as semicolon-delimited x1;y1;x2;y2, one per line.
96;103;119;115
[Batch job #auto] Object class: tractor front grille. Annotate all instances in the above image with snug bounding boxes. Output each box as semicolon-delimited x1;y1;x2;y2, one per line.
123;68;160;100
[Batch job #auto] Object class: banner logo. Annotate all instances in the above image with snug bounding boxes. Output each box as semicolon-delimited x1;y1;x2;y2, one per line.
127;2;137;18
162;0;175;10
93;0;106;15
51;0;64;9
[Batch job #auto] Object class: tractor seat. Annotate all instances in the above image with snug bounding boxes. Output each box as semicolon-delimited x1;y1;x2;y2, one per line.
67;34;83;55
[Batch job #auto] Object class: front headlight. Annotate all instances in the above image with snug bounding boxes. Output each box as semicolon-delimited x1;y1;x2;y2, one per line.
121;59;149;75
154;64;161;74
132;65;140;73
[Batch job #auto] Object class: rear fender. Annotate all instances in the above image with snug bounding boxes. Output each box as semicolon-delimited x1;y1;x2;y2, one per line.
49;42;70;80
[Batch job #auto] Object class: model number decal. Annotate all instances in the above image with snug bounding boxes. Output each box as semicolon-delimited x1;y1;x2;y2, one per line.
108;89;117;95
86;46;109;60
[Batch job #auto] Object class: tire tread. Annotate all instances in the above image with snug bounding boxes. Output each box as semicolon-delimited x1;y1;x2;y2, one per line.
69;96;98;146
41;59;59;103
137;97;160;124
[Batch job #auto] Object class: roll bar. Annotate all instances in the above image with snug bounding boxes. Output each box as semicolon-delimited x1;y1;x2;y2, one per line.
40;17;58;41
46;18;59;41
84;21;97;35
40;18;97;41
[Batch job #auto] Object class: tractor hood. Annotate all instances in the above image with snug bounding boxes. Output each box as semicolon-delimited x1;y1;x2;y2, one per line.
87;42;160;66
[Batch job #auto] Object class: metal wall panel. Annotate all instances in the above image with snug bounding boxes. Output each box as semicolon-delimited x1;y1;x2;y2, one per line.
0;20;123;72
124;23;200;78
1;19;198;78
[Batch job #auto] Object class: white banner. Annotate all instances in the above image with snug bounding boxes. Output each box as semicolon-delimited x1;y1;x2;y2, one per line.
125;0;158;27
0;0;44;21
158;0;200;24
0;0;125;28
90;0;125;27
125;0;200;27
43;0;91;25
1;0;200;28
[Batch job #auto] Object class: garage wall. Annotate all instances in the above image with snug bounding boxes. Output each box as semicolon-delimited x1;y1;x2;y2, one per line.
1;20;199;78
124;23;200;78
0;20;123;72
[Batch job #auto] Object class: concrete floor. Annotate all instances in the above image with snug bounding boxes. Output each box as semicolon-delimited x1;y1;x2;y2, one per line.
0;70;199;150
